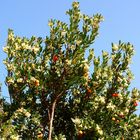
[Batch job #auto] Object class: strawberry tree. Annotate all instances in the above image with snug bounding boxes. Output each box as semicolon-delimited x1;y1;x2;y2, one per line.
1;1;140;140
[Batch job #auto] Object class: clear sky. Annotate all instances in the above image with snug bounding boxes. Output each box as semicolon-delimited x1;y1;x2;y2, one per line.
0;0;140;112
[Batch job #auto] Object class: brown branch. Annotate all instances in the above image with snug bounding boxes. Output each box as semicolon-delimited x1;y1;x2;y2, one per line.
48;92;63;140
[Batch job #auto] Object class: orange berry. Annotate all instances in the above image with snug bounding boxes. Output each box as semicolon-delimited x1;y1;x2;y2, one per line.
116;120;120;123
112;117;116;121
78;130;84;136
125;123;128;126
37;132;43;138
34;80;39;86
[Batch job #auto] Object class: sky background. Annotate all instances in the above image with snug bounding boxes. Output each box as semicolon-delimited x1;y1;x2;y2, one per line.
0;0;140;113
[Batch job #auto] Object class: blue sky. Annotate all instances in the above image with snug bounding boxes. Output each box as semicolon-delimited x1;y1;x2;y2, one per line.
0;0;140;112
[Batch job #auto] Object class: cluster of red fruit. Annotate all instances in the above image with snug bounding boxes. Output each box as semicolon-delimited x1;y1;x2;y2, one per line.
112;93;138;107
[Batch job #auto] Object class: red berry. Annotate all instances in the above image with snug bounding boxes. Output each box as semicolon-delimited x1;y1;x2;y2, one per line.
53;55;58;62
112;93;119;97
87;88;92;94
112;94;115;97
134;101;138;106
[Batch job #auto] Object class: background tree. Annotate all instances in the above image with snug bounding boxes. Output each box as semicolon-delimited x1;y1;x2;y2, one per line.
1;1;140;140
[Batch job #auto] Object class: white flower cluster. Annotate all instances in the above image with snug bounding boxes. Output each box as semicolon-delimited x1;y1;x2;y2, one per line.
71;117;81;125
95;124;103;136
106;102;116;111
98;96;105;104
10;135;20;140
3;35;40;56
17;78;23;83
54;134;66;140
14;108;31;118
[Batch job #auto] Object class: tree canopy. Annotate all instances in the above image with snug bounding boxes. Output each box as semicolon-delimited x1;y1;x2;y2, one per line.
1;2;140;140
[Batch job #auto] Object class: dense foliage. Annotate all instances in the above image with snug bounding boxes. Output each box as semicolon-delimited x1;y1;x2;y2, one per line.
1;2;140;140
